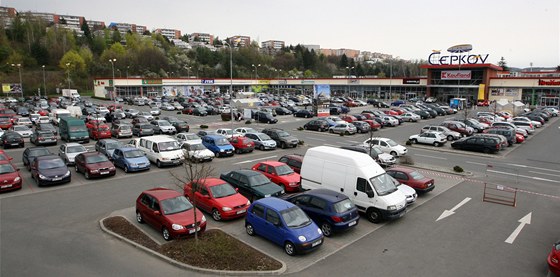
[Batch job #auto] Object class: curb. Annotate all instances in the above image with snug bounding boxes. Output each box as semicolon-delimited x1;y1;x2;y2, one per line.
99;216;287;275
397;162;473;177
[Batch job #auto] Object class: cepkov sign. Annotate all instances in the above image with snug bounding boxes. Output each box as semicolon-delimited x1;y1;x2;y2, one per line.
441;70;472;80
429;44;489;65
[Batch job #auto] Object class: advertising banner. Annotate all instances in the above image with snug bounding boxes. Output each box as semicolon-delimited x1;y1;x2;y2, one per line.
1;83;22;94
313;84;331;99
441;70;472;80
477;84;485;100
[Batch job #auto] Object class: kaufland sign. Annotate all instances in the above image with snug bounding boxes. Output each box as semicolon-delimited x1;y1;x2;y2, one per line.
428;44;489;65
441;70;472;80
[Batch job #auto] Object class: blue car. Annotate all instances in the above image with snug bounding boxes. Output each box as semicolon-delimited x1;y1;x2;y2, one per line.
111;147;150;173
391;99;406;106
245;197;324;256
201;135;234;157
281;189;360;237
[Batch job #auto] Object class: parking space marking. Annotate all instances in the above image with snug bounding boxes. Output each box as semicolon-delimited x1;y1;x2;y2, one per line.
528;170;560;178
414;154;447;160
487;169;560;184
466;161;487;166
508;163;559;172
233;155;277;165
305;137;326;141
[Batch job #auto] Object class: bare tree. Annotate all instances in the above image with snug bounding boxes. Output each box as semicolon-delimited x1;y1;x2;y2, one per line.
169;148;215;242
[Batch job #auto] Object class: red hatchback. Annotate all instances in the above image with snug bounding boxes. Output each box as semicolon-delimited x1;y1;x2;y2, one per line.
89;124;112;140
74;152;116;179
230;136;255;154
0;150;13;162
136;188;207;241
340;115;358;123
363;119;381;131
386;167;435;193
184;178;250;221
0;160;22;192
548;240;560;276
251;161;301;192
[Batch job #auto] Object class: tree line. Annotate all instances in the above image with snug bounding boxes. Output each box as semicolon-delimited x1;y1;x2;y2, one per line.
0;12;427;96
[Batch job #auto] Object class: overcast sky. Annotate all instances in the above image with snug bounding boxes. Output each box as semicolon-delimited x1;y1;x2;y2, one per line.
4;0;559;68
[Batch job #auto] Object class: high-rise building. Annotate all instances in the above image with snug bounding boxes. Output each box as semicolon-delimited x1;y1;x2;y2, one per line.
155;28;181;40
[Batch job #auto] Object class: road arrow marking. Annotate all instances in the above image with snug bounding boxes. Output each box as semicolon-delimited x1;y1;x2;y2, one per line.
436;197;471;222
505;212;532;244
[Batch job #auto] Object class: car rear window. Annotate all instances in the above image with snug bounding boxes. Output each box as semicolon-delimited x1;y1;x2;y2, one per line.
333;198;355;213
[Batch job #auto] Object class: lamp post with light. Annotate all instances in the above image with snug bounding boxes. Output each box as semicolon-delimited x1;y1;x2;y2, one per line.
109;58;116;101
275;69;282;98
223;42;234;130
346;66;354;97
41;65;46;98
65;63;71;89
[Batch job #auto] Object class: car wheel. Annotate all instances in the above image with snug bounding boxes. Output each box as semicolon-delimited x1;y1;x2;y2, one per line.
345;131;350;135
303;125;308;130
259;145;264;151
321;222;333;237
162;227;171;241
284;241;296;256
366;208;382;223
136;211;144;223
390;151;397;157
281;142;286;149
212;209;222;221
85;171;90;179
156;160;162;168
483;148;491;154
246;223;255;236
433;142;440;147
447;135;454;141
411;139;417;144
329;129;334;133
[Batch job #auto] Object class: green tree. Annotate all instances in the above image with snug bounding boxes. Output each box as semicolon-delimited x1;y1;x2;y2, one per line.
498;57;509;71
59;50;86;73
339;54;349;68
111;29;122;44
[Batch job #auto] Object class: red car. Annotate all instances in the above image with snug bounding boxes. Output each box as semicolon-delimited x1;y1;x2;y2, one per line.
38;110;49;116
136;188;207;241
383;110;399;116
386;167;435;193
390;108;405;115
251;161;301;192
229;136;255;154
515;133;524;143
477;100;489;106
340;115;358;123
548;240;560;276
278;154;303;174
89;124;112;140
0;160;22;192
0;150;14;162
0;117;13;130
74;152;116;179
363;119;381;131
183;178;250;221
86;120;106;130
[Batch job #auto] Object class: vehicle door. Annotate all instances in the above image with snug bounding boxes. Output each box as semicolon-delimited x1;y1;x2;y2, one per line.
193;183;212;212
378;140;391;153
237;174;255;201
352;177;376;210
264;208;285;245
256;163;271;180
247;203;266;236
138;194;156;227
112;149;123;167
464;137;479;151
59;144;67;160
393;171;409;185
302;195;325;223
144;141;156;162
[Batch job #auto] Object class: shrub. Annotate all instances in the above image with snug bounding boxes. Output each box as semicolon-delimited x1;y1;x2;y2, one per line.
453;165;464;173
399;155;414;165
339;132;344;136
298;140;304;145
297;127;304;131
405;140;412;146
154;117;159;120
200;125;208;129
245;120;252;124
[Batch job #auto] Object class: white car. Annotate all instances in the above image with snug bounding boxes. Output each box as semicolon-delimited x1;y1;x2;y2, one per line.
182;142;215;162
382;116;399;127
58;143;88;165
161;103;175;111
172;102;183;110
16;117;33;127
409;131;447;146
329;122;357;135
138;112;154;121
544;107;559;116
175;132;202;145
245;132;276;150
362;137;407;157
11;125;33;138
234;127;258;136
396;181;417;205
150;120;176;134
401;112;421;122
512;117;542;128
149;108;161;116
95;106;109;113
216;128;241;139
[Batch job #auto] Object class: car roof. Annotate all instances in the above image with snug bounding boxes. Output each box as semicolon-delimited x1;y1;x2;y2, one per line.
117;147;140;152
280;154;303;161
35;155;62;161
231;169;260;176
143;188;181;201
79;151;104;157
254;197;295;211
300;189;349;202
195;177;227;187
257;161;285;167
64;142;83;147
386;166;416;174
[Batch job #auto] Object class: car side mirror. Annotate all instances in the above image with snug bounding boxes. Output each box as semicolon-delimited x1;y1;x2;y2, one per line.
16;168;20;171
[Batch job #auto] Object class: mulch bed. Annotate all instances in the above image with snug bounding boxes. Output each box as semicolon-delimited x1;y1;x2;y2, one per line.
103;216;282;271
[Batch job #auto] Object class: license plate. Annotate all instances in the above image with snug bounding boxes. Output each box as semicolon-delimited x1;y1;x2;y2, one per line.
10;143;18;146
100;171;109;175
173;160;180;164
348;220;357;227
188;227;201;234
1;184;12;189
236;209;246;214
264;194;271;198
312;240;322;247
52;177;62;181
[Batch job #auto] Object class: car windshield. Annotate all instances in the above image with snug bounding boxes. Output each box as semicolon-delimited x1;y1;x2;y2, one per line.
30;149;51;156
123;150;145;158
333;198;355;213
38;159;66;170
281;207;311;228
260;134;272;141
120;125;131;130
140;125;152;129
98;126;110;131
369;173;398;196
409;171;426;180
86;155;109;164
13;126;28;131
158;141;180;151
186;134;199;140
215;138;230;146
160;196;193;215
247;174;270;187
67;145;86;153
209;183;237;198
277;131;290;137
106;142;123;150
222;129;233;135
158;121;171;126
386;139;399;147
0;164;15;174
188;143;206;151
70;126;87;132
275;165;294;175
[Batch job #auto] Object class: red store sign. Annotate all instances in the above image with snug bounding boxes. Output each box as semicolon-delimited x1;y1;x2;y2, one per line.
441;70;472;80
538;79;560;86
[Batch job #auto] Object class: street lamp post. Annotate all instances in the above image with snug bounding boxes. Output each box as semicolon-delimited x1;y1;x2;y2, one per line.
41;65;46;98
389;59;393;101
346;66;354;97
109;58;116;101
275;69;282;98
185;66;191;78
251;63;261;81
224;42;234;130
65;63;71;89
126;66;129;97
11;63;23;97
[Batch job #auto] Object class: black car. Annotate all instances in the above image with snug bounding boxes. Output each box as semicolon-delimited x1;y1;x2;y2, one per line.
253;111;278;124
351;121;371;133
219;169;284;202
30;130;58;145
303;119;329;132
262;128;299;149
275;107;292;115
368;99;390;108
280;189;360;237
193;107;208;116
22;146;53;170
17;107;30;116
30;155;71;187
451;136;501;154
1;131;24;148
169;119;190;132
36;123;58;136
294;109;314;118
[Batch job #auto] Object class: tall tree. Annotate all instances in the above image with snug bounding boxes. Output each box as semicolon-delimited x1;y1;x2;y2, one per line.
498;57;509;71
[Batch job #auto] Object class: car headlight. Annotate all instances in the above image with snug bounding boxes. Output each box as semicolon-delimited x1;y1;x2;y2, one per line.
298;235;307;242
90;169;99;173
14;177;21;182
171;224;184;231
201;215;207;222
246;200;251;205
220;149;224;152
387;205;397;211
109;167;115;170
38;174;47;179
63;171;71;177
129;162;137;167
318;228;322;235
222;207;232;211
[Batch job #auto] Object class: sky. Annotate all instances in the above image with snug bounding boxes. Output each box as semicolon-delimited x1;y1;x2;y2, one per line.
3;0;559;68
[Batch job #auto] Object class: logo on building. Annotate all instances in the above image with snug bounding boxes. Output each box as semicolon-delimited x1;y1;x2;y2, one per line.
428;44;489;65
441;71;472;80
402;78;420;84
538;79;560;86
201;79;215;84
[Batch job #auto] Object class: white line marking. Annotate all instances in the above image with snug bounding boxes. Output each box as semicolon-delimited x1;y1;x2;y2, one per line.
528;171;560;178
466;161;487;166
436;197;471;222
414;154;447;160
233;155;277;165
505;212;532;244
306;137;326;141
487;170;560;184
347;140;359;143
507;163;558;172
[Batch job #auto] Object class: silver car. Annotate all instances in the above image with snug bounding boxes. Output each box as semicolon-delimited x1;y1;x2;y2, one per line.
245;132;277;150
329;122;357;135
58;143;88;165
421;125;461;141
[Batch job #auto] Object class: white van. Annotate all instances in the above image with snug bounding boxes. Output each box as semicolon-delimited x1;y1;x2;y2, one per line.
136;135;184;168
50;109;71;125
300;146;407;223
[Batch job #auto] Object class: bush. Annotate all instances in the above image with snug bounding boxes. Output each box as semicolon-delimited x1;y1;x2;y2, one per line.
399;155;414;165
339;132;344;136
453;165;464;173
200;125;208;129
154;117;159;120
297;127;304;131
245;120;252;124
298;140;304;145
405;140;412;146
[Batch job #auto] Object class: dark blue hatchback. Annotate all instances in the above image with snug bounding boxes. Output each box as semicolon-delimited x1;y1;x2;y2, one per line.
281;189;360;237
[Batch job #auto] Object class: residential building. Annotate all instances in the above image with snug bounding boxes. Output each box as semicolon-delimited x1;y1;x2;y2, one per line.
190;33;214;45
109;22;145;36
87;20;106;31
229;35;251;47
155;28;181;40
0;6;17;28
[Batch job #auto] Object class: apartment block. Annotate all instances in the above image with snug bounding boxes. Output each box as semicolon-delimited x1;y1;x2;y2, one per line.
0;6;17;28
229;35;251;47
155;28;181;40
190;33;214;45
